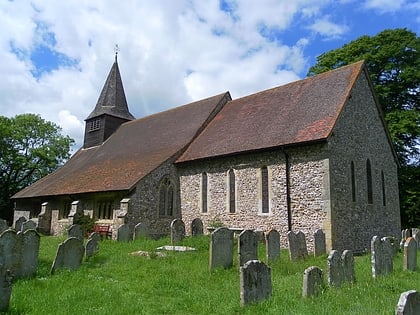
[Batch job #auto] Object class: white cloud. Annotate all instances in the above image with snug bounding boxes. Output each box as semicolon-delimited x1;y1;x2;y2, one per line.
363;0;406;13
308;16;349;39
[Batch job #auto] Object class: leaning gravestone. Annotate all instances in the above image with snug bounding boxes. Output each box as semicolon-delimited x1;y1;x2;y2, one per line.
133;222;148;240
88;232;101;243
240;260;272;306
265;229;280;262
238;230;258;267
85;238;99;260
0;219;8;234
395;290;420;315
14;216;27;233
170;219;186;243
20;229;40;277
313;229;326;256
327;250;343;287
117;224;132;242
0;230;23;277
371;235;394;278
342;250;355;283
209;227;234;271
191;218;204;237
0;265;13;312
287;230;308;261
21;220;37;232
51;237;84;274
403;237;417;271
303;266;323;298
68;224;84;242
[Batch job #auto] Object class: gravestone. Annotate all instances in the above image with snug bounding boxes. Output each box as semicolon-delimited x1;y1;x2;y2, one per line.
403;237;417;271
117;224;132;242
342;250;355;283
313;229;326;256
21;220;37;232
14;216;27;232
395;290;420;315
88;232;101;243
133;222;148;240
327;250;343;287
51;237;85;274
170;219;185;243
0;265;13;312
400;229;412;250
238;230;258;267
68;224;84;242
0;219;8;234
240;260;272;306
191;218;203;237
265;229;280;262
85;238;99;260
287;230;308;261
413;232;420;250
302;266;323;298
371;235;394;278
209;227;234;271
20;229;40;277
0;230;23;277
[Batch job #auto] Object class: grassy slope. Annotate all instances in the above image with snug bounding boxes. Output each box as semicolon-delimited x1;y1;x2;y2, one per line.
6;235;420;315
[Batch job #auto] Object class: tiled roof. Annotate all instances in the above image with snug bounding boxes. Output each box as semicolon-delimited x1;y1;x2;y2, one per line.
13;92;230;198
176;61;365;163
86;59;135;121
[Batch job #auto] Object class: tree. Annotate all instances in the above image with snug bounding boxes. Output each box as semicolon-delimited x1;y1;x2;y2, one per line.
308;28;420;228
0;114;74;223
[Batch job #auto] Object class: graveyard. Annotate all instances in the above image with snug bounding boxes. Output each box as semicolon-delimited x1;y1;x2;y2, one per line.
2;231;419;314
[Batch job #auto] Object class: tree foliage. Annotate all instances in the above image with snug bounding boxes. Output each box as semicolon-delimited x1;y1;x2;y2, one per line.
308;28;420;228
0;113;74;223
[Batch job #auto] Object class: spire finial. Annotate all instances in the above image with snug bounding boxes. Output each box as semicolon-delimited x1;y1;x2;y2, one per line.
114;44;120;62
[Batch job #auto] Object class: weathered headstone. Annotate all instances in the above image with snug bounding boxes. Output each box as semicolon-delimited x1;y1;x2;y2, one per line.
21;220;37;232
400;229;412;250
85;238;99;260
265;229;280;262
342;250;355;283
88;232;101;243
170;219;186;243
395;290;420;315
327;250;343;287
238;230;258;267
133;222;148;240
0;219;9;234
240;260;272;306
20;229;40;277
0;230;23;277
302;266;323;298
0;265;13;312
414;233;420;250
117;224;132;242
287;230;308;261
313;229;326;256
191;218;203;237
67;224;84;242
14;216;27;232
51;237;85;274
209;227;234;271
403;237;417;271
371;235;394;278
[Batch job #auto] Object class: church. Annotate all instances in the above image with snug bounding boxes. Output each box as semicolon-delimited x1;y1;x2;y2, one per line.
12;57;401;251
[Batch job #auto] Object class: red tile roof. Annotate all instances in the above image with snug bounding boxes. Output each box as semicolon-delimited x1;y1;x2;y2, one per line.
176;61;365;163
13;92;230;198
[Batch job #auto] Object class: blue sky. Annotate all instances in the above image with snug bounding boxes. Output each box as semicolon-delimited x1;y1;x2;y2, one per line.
0;0;419;150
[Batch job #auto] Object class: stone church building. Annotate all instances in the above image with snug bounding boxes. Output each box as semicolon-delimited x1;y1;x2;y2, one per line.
12;58;400;251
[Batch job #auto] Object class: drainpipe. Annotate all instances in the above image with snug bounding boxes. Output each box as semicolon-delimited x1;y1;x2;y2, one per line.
284;150;292;231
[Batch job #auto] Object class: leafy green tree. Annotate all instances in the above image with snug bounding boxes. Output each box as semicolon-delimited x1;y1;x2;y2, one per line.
308;28;420;228
0;114;74;223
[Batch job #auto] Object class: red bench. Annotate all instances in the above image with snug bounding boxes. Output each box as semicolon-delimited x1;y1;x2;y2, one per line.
93;224;112;239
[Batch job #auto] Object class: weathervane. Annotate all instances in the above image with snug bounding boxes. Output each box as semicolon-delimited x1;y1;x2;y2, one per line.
115;44;120;61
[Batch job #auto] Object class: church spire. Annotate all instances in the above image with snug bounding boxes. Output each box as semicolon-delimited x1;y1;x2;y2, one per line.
83;53;135;148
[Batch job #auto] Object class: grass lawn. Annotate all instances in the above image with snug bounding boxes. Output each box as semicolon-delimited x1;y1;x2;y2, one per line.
5;235;420;315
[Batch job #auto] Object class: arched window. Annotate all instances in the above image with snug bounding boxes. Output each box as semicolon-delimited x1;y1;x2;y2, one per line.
381;170;386;206
261;166;269;213
228;169;236;213
366;159;373;204
158;177;175;216
201;172;208;213
351;161;356;202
